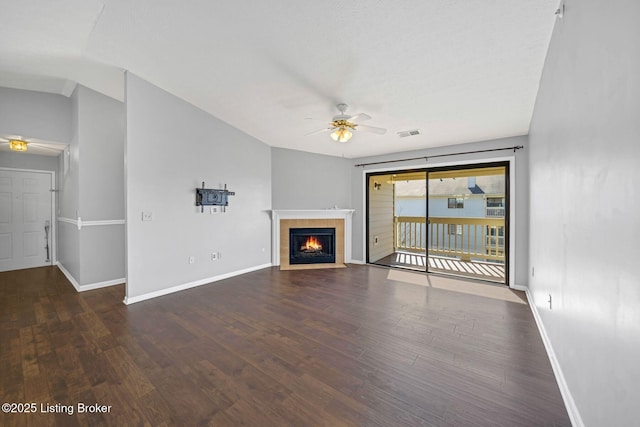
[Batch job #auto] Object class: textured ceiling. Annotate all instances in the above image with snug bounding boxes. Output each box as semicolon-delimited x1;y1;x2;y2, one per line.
0;0;559;158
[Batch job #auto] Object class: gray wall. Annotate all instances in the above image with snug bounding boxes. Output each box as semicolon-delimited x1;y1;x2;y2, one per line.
58;85;125;286
271;147;352;209
57;89;82;281
528;1;640;425
78;87;125;221
351;135;529;287
59;89;80;220
125;73;271;300
57;221;81;282
0;152;59;172
0;87;71;142
77;86;125;284
80;226;125;285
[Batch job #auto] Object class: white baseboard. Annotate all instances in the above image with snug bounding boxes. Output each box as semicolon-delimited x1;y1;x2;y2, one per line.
349;259;366;265
123;263;273;305
56;262;81;291
525;288;583;427
56;262;125;292
511;283;528;291
79;277;125;291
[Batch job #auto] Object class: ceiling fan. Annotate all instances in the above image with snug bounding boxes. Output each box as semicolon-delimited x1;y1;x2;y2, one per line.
305;103;387;143
0;136;64;154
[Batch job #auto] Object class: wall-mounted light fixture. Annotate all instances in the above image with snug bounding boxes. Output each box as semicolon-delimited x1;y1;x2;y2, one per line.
9;139;28;152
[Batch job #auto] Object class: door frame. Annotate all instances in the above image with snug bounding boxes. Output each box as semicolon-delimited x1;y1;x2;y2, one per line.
0;167;57;267
361;155;517;288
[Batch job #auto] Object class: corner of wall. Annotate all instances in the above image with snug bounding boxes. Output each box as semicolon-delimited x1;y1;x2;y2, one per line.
524;289;584;427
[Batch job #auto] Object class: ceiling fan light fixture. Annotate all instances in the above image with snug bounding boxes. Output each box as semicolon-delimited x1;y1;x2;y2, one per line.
330;126;352;143
9;139;28;152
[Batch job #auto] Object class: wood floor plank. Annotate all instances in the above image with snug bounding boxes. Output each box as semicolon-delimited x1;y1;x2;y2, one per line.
0;265;571;426
102;346;156;399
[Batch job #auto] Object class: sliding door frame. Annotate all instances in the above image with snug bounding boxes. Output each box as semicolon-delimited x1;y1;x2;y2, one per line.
362;155;517;288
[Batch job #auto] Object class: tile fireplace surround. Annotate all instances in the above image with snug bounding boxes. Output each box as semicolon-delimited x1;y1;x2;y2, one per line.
271;210;355;270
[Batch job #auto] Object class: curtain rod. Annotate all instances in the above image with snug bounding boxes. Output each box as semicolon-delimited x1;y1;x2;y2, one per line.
354;145;524;168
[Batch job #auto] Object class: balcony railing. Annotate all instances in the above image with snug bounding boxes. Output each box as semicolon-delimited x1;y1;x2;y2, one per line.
394;216;505;262
485;207;505;217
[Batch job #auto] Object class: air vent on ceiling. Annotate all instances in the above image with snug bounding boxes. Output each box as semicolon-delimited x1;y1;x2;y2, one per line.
397;129;421;138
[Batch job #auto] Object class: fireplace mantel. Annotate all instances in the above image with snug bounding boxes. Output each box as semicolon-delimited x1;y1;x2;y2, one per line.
271;209;354;267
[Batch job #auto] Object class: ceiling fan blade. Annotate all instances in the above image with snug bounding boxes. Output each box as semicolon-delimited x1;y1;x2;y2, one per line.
348;113;371;123
356;124;387;135
305;127;334;136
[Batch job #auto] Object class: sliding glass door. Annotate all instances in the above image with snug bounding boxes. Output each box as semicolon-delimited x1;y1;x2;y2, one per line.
366;162;509;284
426;164;507;284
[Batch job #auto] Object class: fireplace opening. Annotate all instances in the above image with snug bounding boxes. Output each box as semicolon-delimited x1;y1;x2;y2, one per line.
289;227;336;264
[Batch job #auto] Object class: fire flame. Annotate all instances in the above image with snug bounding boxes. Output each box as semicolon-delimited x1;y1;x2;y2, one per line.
301;236;322;251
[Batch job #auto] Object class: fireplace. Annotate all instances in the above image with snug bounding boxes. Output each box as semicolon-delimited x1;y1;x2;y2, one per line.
289;228;336;265
273;210;353;270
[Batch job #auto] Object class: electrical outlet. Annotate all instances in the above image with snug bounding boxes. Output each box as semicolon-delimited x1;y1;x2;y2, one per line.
211;252;218;261
188;256;195;264
142;211;153;221
374;236;379;245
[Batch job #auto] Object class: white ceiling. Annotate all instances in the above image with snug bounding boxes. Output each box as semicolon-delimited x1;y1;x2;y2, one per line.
0;0;559;158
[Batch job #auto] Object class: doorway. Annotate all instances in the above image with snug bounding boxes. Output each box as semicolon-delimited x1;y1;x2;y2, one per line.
0;169;54;272
366;162;508;284
367;170;427;271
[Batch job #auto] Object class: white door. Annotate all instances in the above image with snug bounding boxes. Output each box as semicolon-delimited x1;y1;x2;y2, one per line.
0;170;53;272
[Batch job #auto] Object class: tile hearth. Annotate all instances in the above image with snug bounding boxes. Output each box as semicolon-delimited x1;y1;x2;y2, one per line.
271;210;354;270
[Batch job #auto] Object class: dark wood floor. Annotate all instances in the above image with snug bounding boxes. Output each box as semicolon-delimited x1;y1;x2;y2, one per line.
0;265;570;426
